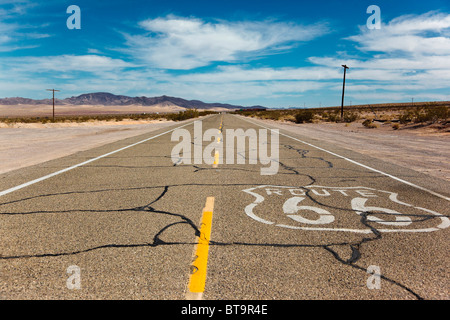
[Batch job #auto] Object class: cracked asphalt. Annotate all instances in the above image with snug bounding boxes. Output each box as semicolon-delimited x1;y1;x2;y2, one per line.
0;114;449;300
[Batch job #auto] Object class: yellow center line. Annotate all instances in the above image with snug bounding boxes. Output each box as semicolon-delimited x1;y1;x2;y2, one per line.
212;151;220;168
214;117;223;166
186;197;215;300
219;115;224;132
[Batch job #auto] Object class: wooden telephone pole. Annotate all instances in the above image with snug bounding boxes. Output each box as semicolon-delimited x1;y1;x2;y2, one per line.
341;65;349;120
46;89;60;121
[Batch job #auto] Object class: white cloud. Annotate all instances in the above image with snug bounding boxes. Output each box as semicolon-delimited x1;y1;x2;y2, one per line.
175;65;341;82
87;48;102;54
123;15;329;69
348;11;450;54
6;55;135;73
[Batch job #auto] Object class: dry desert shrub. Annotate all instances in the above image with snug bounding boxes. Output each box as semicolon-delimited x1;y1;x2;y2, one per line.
295;110;315;123
0;110;214;124
362;119;378;128
343;111;359;123
399;106;448;124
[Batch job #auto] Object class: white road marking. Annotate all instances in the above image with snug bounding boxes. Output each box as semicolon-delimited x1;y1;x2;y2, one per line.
0;120;200;197
243;185;449;233
238;116;450;202
351;197;412;226
283;196;335;225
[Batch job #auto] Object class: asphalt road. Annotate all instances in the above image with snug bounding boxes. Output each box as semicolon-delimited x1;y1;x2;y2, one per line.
0;113;449;300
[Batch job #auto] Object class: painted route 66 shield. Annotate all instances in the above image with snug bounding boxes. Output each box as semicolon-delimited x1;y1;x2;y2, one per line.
243;185;449;234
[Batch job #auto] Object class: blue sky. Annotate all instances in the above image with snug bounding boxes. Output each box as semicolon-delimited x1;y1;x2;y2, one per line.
1;0;450;107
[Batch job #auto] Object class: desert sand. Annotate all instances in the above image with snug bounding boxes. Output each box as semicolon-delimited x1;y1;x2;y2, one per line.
0;104;187;117
0;104;232;118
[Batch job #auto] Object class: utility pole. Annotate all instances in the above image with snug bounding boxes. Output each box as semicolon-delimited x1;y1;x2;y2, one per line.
341;65;349;120
46;89;60;121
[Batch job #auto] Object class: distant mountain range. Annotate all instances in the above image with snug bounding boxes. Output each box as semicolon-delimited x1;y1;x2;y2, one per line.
0;92;267;110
